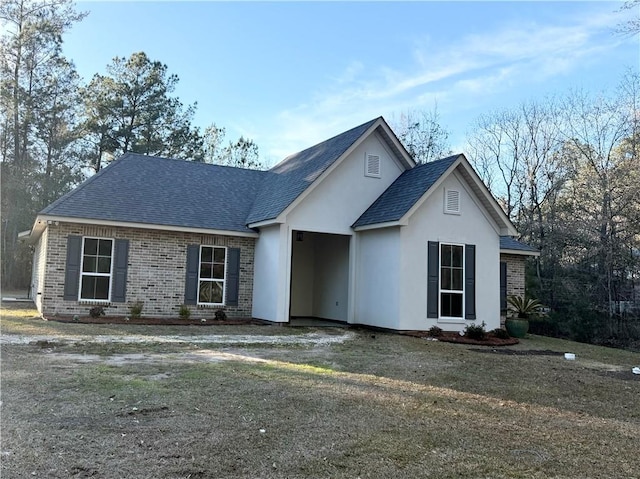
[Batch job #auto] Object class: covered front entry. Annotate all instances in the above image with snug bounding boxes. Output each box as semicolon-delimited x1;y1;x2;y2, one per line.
289;230;350;322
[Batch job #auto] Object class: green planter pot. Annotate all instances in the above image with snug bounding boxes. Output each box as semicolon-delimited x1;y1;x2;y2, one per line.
505;318;529;338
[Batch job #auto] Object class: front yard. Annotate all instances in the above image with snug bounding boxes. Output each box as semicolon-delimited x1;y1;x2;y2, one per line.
1;304;639;478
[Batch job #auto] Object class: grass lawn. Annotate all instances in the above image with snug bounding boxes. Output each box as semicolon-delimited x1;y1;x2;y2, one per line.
1;304;639;478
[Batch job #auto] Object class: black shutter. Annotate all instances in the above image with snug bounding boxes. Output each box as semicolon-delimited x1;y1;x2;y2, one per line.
226;247;240;307
111;239;129;303
465;244;476;320
500;261;507;312
63;235;82;300
184;244;199;305
427;241;439;318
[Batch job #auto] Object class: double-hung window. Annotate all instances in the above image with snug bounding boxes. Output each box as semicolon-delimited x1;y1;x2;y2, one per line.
440;243;464;318
198;246;226;305
80;237;113;301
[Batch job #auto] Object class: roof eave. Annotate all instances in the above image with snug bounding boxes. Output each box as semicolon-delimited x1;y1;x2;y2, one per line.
247;218;284;229
36;215;260;238
500;248;540;257
352;220;406;231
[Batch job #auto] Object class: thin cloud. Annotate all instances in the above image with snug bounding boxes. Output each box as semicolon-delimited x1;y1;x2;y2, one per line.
261;5;633;161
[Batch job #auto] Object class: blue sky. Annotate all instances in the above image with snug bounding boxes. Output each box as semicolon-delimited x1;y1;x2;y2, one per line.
64;1;638;166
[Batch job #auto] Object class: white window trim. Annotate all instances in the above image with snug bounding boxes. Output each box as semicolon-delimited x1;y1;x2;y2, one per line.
364;153;381;178
78;236;114;303
438;242;465;321
197;245;227;306
444;188;461;215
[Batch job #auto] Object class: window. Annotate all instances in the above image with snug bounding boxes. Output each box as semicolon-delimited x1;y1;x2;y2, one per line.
80;237;113;301
440;244;464;318
365;153;381;178
198;246;226;305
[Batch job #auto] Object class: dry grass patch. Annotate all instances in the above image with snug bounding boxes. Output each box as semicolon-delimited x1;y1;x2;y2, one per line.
1;305;639;478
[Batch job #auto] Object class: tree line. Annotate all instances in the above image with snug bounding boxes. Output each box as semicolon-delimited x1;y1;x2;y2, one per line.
466;73;639;345
0;0;261;287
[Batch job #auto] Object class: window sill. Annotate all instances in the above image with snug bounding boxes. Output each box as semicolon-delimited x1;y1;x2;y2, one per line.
78;300;111;305
197;303;225;308
437;318;465;325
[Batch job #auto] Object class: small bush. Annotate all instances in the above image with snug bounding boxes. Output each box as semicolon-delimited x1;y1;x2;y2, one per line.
129;301;143;319
491;328;510;339
89;306;105;318
428;326;443;337
179;304;191;320
464;321;486;340
214;309;227;321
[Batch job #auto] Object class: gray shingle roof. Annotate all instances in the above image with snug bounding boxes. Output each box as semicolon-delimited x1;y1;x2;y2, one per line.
246;117;380;224
500;236;539;253
352;155;460;228
41;153;267;234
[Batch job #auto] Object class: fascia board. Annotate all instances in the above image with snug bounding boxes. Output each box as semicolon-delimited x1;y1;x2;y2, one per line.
500;248;540;257
37;215;260;238
353;221;404;232
376;119;416;169
456;156;518;236
274;118;386;223
247;219;284;229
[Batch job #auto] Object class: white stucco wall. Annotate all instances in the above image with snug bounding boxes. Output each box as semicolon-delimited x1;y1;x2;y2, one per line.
285;134;405;234
290;232;315;317
398;169;502;332
312;235;349;321
252;224;285;322
354;228;401;329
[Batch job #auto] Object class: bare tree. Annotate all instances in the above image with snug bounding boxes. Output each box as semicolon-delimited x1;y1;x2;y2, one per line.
390;107;451;164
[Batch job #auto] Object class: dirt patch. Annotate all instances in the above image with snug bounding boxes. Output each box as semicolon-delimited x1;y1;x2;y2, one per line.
469;348;564;356
403;330;519;346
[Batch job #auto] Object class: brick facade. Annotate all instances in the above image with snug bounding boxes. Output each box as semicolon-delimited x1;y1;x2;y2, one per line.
37;222;255;319
500;253;527;325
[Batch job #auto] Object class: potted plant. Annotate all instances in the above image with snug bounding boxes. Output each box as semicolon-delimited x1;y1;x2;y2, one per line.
505;295;546;338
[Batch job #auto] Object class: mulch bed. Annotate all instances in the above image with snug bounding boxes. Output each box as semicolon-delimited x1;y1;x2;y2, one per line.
403;330;519;346
469;348;562;356
44;315;267;326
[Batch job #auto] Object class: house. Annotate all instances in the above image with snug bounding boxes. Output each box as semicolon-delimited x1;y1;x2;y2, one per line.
21;117;538;332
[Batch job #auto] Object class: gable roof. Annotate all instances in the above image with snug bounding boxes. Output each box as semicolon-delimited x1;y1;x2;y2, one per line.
30;117;412;238
352;155;460;228
353;153;518;236
500;236;540;256
40;153;267;234
246;117;410;225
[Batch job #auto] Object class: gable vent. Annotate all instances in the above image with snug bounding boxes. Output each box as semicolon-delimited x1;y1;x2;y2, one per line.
365;154;381;178
444;189;461;214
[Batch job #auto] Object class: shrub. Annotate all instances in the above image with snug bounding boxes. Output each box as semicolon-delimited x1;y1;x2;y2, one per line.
464;321;486;340
507;295;546;319
179;304;191;320
490;328;510;339
129;301;143;319
214;309;227;321
89;306;105;318
428;326;443;337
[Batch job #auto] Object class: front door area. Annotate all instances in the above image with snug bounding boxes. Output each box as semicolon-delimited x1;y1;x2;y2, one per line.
289;230;350;322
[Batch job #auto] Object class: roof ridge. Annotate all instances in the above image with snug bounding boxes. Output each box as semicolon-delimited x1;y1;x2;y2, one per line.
123;152;268;174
